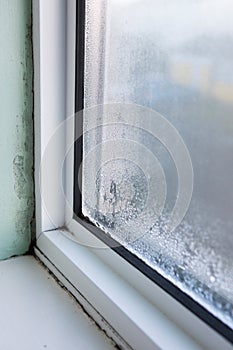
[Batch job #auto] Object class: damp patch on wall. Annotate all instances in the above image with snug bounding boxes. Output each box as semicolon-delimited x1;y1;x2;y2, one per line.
0;0;34;260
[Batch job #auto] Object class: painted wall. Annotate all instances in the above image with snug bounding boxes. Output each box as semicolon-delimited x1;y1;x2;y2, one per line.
0;0;34;260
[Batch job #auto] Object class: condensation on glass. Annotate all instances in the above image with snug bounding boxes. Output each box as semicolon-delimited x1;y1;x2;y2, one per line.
82;0;233;328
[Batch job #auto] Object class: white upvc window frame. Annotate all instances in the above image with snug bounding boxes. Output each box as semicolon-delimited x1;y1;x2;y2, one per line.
33;1;233;349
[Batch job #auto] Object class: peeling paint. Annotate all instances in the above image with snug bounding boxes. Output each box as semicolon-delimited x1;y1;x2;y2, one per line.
13;155;26;200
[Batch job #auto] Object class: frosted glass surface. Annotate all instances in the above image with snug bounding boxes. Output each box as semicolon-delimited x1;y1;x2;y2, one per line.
82;0;233;327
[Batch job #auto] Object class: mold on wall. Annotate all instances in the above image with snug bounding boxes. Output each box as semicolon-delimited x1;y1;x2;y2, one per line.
0;0;34;260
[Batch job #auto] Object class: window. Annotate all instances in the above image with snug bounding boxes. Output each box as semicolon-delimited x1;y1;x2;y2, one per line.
74;0;233;341
34;1;233;349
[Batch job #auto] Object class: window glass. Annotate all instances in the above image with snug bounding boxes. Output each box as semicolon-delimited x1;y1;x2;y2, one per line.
82;0;233;328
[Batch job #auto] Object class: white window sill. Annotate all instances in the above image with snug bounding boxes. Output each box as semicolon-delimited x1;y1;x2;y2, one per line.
35;229;233;350
0;255;116;350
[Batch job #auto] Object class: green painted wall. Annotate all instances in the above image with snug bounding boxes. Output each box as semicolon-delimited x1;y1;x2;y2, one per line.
0;0;34;260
